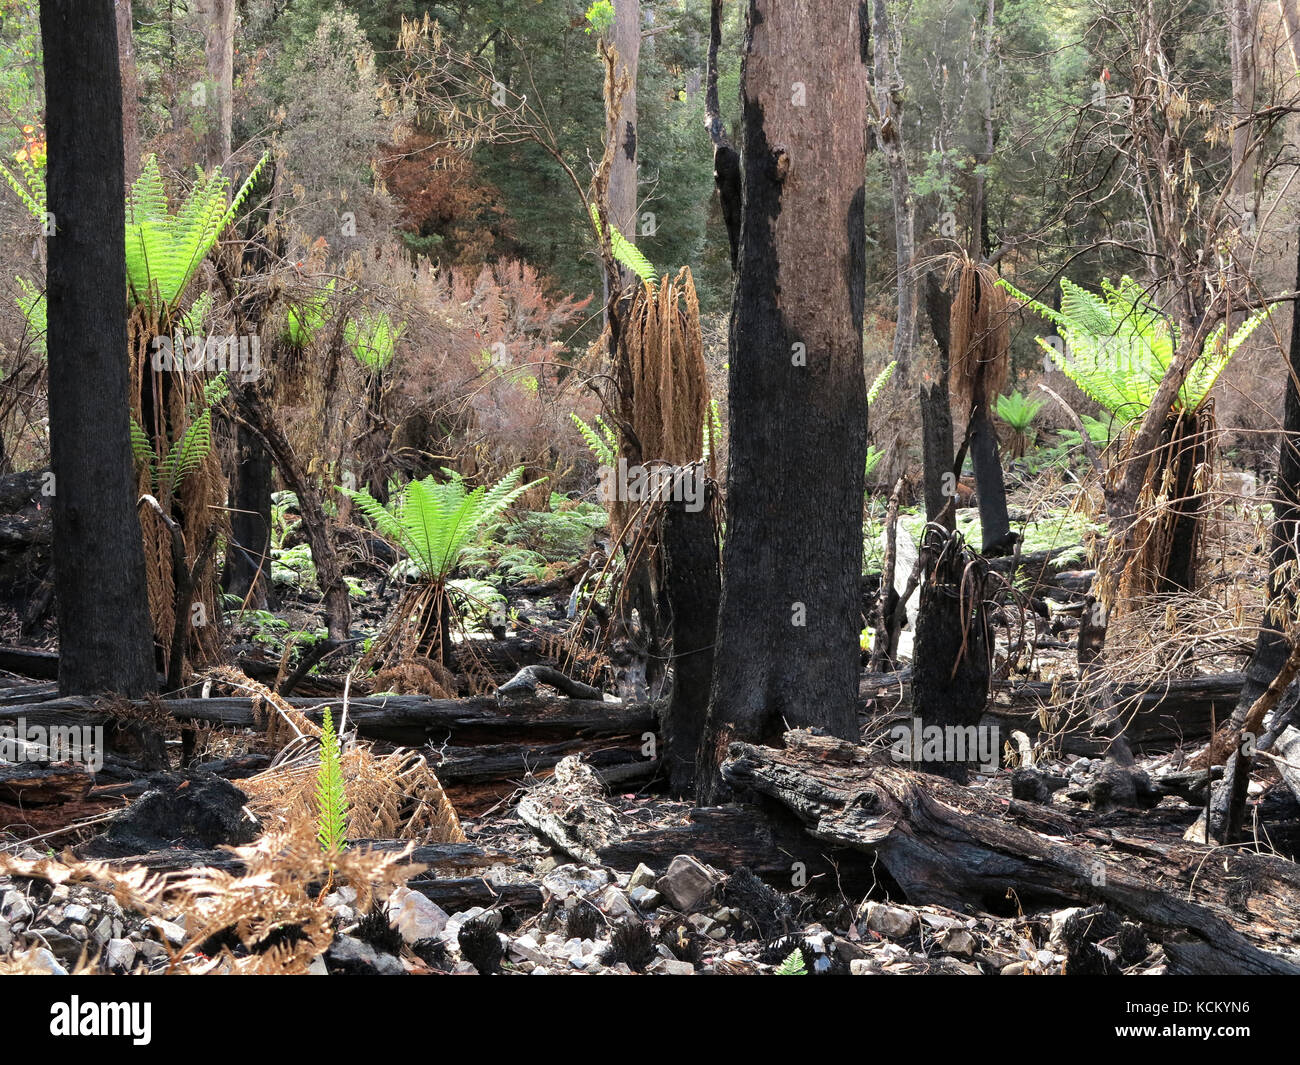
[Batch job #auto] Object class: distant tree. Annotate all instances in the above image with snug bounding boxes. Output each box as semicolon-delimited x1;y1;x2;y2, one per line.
40;0;157;696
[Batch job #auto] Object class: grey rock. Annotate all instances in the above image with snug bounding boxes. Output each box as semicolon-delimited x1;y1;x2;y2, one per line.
387;886;448;945
599;886;637;919
863;901;916;939
1;890;32;925
626;863;657;891
628;886;662;910
655;855;720;912
542;864;611;899
103;939;136;973
62;903;92;925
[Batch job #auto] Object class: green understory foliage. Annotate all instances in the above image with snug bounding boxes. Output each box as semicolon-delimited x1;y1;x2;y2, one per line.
315;706;349;855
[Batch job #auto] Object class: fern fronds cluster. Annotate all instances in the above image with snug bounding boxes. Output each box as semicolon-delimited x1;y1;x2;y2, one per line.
868;360;897;405
125;152;269;320
589;203;657;285
346;308;405;371
286;279;336;347
999;275;1266;419
344;467;542;581
571;412;618;466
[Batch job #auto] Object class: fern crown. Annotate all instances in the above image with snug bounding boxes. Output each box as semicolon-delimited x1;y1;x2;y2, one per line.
344;467;542;581
998;275;1266;419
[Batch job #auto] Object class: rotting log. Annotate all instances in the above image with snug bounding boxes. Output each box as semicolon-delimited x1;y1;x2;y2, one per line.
0;762;93;805
721;730;1300;975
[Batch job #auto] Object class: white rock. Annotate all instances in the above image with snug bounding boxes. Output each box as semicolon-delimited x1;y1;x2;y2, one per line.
103;939;136;972
62;904;92;925
626;864;657;891
387;886;449;945
1;890;32;925
600;886;637;919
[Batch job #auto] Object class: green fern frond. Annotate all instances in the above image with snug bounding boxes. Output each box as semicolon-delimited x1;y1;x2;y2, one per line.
702;398;722;463
15;276;45;354
346;309;404;371
125;152;269;320
160;409;212;500
995;391;1044;432
129;417;155;488
571;413;618;466
286;279;336;347
868;361;897;405
589;204;657;286
775;948;807;975
998;275;1265;420
315;706;349;855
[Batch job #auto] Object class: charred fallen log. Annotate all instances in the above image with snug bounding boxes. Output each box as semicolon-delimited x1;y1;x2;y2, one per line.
721;730;1300;975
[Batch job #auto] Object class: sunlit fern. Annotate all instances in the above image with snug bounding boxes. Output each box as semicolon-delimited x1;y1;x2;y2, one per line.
588;203;656;286
130;375;227;502
998;276;1267;421
571;412;618;466
286;279;335;347
345;309;404;371
343;467;542;582
125;152;270;320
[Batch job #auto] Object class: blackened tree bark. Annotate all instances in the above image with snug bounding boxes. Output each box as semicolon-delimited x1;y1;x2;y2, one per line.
696;0;869;801
41;0;157;696
921;271;956;528
224;421;273;608
1210;225;1300;839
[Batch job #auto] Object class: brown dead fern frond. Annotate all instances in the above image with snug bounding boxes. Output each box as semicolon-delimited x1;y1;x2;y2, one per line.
204;664;321;747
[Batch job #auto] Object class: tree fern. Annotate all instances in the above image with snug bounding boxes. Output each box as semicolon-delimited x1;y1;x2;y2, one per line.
286;280;335;347
125;152;270;319
998;275;1267;419
315;706;349;855
588;204;657;286
995;391;1043;433
344;467;543;582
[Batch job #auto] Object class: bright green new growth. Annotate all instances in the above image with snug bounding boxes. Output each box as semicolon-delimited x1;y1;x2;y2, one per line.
0;146;46;220
346;309;405;371
344;467;542;581
775;948;808;975
125;152;270;319
571;412;618;466
130;374;227;502
868;361;897;405
995;390;1044;432
315;706;349;855
589;204;657;286
702;398;722;464
998;276;1267;420
286;279;336;347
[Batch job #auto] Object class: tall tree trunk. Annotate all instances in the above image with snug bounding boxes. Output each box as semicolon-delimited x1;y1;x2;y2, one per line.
1210;221;1300;838
607;0;640;248
697;0;869;801
195;0;235;169
705;0;741;268
115;0;140;183
41;0;158;697
868;0;916;382
1227;0;1256;206
224;420;273;608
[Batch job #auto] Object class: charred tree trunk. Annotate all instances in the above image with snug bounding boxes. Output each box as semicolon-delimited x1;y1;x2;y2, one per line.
921;272;956;528
969;397;1012;554
659;479;720;797
41;0;158;698
697;0;869;801
1211;225;1300;839
909;528;992;782
224;420;273;608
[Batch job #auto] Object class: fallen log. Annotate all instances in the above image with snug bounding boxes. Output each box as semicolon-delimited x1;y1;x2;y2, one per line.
861;670;1243;755
721;730;1300;975
0;762;92;805
91;840;497;877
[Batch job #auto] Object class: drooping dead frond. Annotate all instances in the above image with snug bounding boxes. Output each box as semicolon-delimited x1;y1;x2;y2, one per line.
205;664;322;747
948;257;1010;406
